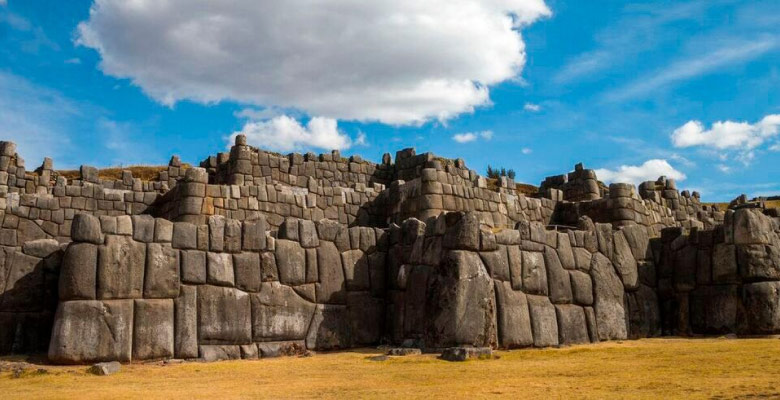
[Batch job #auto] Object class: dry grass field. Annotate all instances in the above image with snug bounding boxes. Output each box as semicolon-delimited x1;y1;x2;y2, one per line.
2;338;780;399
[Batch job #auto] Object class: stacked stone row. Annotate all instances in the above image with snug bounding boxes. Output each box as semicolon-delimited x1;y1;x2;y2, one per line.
155;167;386;228
539;163;602;202
48;212;388;363
657;207;780;335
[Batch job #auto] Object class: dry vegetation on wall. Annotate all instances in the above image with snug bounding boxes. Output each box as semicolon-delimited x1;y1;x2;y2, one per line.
3;338;780;399
56;165;191;182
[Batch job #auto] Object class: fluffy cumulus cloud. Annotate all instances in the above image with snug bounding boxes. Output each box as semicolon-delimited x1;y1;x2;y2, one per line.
229;115;357;153
524;103;541;112
595;159;686;185
77;0;550;125
452;130;493;143
671;115;780;150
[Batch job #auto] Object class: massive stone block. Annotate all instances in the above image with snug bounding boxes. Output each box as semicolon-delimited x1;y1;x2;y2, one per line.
569;270;593;306
316;241;345;304
174;285;198;359
207;252;235;286
276;239;306;286
234;252;262;292
426;250;496;348
144;243;180;298
625;284;661;339
59;243;97;301
733;209;775;245
527;295;558;347
612;230;639;291
347;291;384;345
133;299;174;360
48;300;133;364
342;249;369;291
250;282;315;342
181;250;207;284
590;253;627;341
690;285;737;334
306;304;351;350
738;244;780;282
555;304;589;345
98;235;146;299
197;285;251;343
544;247;572;304
522;251;548;296
494;281;533;348
740;282;780;334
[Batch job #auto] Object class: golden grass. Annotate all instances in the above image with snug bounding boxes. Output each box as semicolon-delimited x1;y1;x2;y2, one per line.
3;338;780;399
56;165;190;182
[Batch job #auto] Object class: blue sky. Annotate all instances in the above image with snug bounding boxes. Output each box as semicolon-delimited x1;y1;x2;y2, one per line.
0;0;778;201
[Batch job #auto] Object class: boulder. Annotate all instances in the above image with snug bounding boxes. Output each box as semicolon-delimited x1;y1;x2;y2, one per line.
544;247;572;303
88;361;120;376
174;285;198;359
199;345;241;362
133;299;174;360
72;214;102;244
521;251;548;296
59;243;97;300
197;285;251;343
494;281;533;348
48;300;133;364
426;251;496;348
306;304;351;350
276;239;306;286
98;235;146;299
612;230;639;290
257;341;307;357
234;252;261;292
590;253;626;340
144;243;180;298
251;282;315;341
554;304;589;345
207;252;235;286
316;242;346;304
740;282;780;334
527;295;558;347
440;347;492;361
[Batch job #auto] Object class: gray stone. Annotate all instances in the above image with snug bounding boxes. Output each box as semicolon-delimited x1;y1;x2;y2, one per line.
427;251;496;348
240;344;259;359
690;285;737;334
22;239;60;258
88;361;121;376
590;253;627;341
674;245;698;292
507;245;523;290
442;212;480;251
261;252;279;282
574;248;592;271
242;218;267;251
197;285;251;343
306;304;351;350
133;299;174;360
144;243;180;298
387;348;422;356
181;250;207;284
342;249;369;291
584;306;599;343
208;216;225;252
738;244;780;282
98;235;146;299
251;282;315;341
494;281;533;348
440;346;492;361
555;304;589;345
522;251;547;295
224;219;242;253
557;233;575;270
72;214;102;244
316;241;345;304
347;291;384;345
59;243;97;300
132;215;155;243
276;239;306;285
48;300;133;364
279;218;300;241
740;282;780;334
621;225;650;260
569;270;593;306
154;219;173;243
625;285;661;339
480;247;510;281
612;230;639;290
299;220;319;248
207;252;234;286
174;285;198;359
527;295;558;347
734;208;774;245
544;247;572;304
712;243;738;283
199;345;241;362
234;252;261;292
316;219;341;242
256;341;306;357
172;222;197;249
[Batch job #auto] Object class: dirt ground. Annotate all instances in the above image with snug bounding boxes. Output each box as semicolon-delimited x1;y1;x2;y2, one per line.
2;337;780;399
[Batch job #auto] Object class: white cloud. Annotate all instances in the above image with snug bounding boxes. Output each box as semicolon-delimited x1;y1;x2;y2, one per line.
229;115;357;153
521;147;532;154
595;159;686;185
524;103;541;112
718;164;731;173
671;114;780;165
0;0;7;6
452;130;493;143
76;0;550;126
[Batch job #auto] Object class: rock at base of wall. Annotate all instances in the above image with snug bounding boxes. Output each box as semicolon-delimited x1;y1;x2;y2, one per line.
197;285;251;343
251;282;315;342
740;282;780;334
555;304;589;345
88;361;121;376
590;253;627;341
306;304;351;350
199;345;241;362
439;346;492;362
527;295;558;348
494;281;533;349
133;299;174;360
48;300;133;364
257;340;307;357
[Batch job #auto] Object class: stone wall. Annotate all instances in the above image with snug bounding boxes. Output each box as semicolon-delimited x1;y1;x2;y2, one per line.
656;207;780;335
